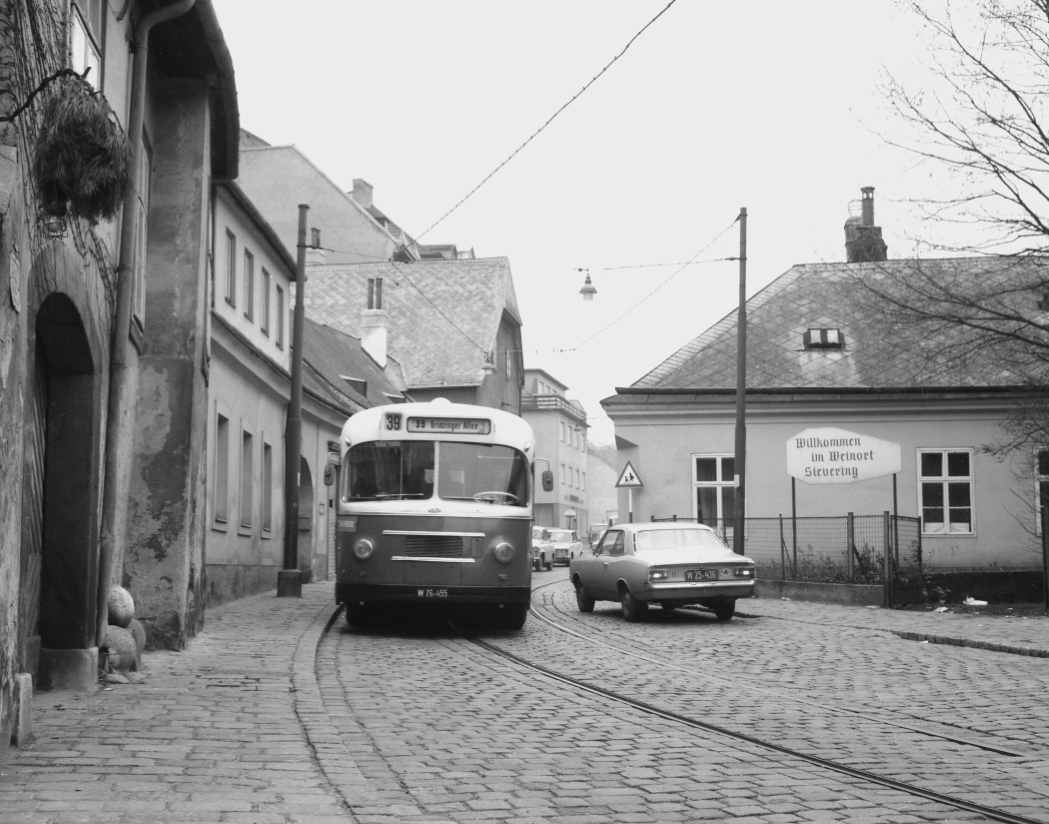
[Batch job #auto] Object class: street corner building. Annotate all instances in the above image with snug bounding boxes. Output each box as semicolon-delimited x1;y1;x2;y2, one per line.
603;188;1049;582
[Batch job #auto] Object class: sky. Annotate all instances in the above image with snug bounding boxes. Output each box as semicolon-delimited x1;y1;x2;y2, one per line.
216;0;941;445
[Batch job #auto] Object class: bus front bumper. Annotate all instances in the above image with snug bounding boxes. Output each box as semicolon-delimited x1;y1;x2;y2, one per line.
337;582;532;605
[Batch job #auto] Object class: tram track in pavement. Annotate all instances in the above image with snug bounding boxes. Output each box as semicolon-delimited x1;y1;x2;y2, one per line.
451;577;1047;824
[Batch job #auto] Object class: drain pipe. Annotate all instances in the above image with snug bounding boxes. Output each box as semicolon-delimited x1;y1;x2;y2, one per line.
96;0;198;649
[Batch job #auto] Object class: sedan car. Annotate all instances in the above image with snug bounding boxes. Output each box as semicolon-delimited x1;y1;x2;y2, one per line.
569;522;756;621
547;528;582;566
531;526;554;571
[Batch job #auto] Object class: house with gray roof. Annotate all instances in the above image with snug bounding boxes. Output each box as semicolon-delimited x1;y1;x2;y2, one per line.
304;257;524;413
603;191;1047;571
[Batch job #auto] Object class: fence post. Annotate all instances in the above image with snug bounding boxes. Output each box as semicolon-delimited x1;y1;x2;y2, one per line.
779;514;786;581
847;512;855;584
883;510;893;608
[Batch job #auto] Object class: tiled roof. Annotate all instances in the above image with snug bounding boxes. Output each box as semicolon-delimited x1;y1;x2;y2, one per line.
303;257;521;389
633;257;1046;391
302;318;407;410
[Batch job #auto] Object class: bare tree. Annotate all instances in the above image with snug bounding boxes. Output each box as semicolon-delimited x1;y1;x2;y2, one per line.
850;1;1049;456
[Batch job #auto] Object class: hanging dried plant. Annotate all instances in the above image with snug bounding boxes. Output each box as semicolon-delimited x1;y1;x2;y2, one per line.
32;74;132;221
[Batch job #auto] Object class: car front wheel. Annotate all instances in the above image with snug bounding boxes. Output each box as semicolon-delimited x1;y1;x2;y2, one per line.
621;587;648;622
575;581;595;613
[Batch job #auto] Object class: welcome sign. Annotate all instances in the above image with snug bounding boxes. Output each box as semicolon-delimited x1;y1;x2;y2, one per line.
786;427;901;485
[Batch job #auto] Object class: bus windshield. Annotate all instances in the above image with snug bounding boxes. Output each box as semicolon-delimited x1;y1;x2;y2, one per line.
346;441;529;506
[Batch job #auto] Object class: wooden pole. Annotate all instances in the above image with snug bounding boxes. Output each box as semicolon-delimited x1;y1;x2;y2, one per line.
733;208;747;555
278;204;309;597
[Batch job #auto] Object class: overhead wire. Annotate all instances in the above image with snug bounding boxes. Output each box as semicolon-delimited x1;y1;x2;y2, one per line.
414;0;679;242
556;215;741;353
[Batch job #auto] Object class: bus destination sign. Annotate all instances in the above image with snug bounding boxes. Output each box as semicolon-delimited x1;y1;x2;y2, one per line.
407;417;491;435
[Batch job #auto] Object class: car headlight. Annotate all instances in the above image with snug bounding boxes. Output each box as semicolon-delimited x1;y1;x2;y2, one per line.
353;538;374;560
733;567;754;578
649;568;669;581
494;542;515;563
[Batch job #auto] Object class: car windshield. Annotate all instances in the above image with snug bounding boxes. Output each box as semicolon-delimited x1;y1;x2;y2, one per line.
548;530;574;542
634;528;728;555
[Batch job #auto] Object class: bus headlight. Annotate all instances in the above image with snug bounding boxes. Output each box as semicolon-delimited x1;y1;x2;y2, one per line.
353;538;375;560
493;542;515;563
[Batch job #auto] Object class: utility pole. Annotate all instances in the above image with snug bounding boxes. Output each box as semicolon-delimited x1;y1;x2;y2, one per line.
278;204;309;597
733;208;747;555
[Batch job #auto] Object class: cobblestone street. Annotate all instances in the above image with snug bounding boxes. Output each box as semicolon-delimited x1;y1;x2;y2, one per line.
2;575;1047;823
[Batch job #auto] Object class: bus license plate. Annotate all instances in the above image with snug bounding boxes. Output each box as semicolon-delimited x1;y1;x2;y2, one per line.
417;588;449;598
685;569;717;582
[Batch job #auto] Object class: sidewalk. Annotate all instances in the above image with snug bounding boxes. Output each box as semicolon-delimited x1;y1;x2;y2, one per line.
741;595;1049;657
1;582;1046;824
2;582;352;824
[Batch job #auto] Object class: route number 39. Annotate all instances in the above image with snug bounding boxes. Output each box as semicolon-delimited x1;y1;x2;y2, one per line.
385;413;402;431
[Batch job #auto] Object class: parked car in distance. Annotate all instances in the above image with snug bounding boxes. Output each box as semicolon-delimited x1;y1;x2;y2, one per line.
531;526;554;571
569;522;756;622
587;523;608;547
547;528;582;565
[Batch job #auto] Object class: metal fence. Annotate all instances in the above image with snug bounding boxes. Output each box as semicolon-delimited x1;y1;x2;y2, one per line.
651;514;922;585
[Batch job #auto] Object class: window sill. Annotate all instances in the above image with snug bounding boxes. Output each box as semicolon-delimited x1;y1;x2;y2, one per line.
212;519;228;533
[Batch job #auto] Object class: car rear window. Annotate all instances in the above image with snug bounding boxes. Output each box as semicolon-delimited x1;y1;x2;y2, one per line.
635;528;728;553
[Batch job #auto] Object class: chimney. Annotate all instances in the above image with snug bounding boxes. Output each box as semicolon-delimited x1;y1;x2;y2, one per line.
844;186;888;263
351;179;373;210
305;226;327;265
361;277;387;367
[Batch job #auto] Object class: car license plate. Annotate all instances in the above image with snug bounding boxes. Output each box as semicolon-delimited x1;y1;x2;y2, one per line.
685;569;717;582
417;588;449;598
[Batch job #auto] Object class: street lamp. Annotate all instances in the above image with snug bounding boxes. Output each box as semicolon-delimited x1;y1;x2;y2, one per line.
577;210;748;554
577;268;597;301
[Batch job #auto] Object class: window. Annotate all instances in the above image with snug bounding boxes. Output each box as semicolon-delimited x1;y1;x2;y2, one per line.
240;430;253;528
692;454;735;535
260;267;271;335
505;349;511;381
803;328;845;349
560;421;565;442
275;284;284;347
225;230;236;306
262;442;273;531
131;134;152;333
214;413;229;524
582;472;586;491
70;2;102;90
919;449;973;534
243;250;254;321
560;463;566;484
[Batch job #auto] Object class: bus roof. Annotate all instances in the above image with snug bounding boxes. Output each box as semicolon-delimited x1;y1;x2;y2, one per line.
341;399;535;456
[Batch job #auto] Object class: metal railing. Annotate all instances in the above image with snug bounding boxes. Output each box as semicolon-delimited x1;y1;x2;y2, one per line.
650;513;922;585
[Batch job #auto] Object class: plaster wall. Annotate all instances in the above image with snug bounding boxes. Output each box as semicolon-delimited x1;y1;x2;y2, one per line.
611;397;1042;569
125;80;211;650
237;146;397;266
212;187;293;371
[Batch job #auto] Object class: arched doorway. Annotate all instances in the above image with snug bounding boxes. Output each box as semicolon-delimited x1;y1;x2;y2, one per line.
297;457;314;583
22;292;103;691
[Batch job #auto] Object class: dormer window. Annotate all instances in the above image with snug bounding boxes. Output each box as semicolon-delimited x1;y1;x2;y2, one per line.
804;328;845;350
340;376;367;397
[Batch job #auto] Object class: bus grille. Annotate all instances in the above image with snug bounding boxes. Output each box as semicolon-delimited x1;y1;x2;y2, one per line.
403;535;463;558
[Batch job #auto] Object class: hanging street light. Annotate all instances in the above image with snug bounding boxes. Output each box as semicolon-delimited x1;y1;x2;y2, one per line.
577;267;597;301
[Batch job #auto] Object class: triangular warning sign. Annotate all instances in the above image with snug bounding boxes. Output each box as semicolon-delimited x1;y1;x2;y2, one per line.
615;460;644;488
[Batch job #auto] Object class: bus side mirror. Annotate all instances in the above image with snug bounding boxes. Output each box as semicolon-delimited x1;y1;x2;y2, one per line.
324;463;336;487
541;470;553;492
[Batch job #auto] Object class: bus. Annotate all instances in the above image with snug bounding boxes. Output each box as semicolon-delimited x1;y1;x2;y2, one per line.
332;399;536;630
